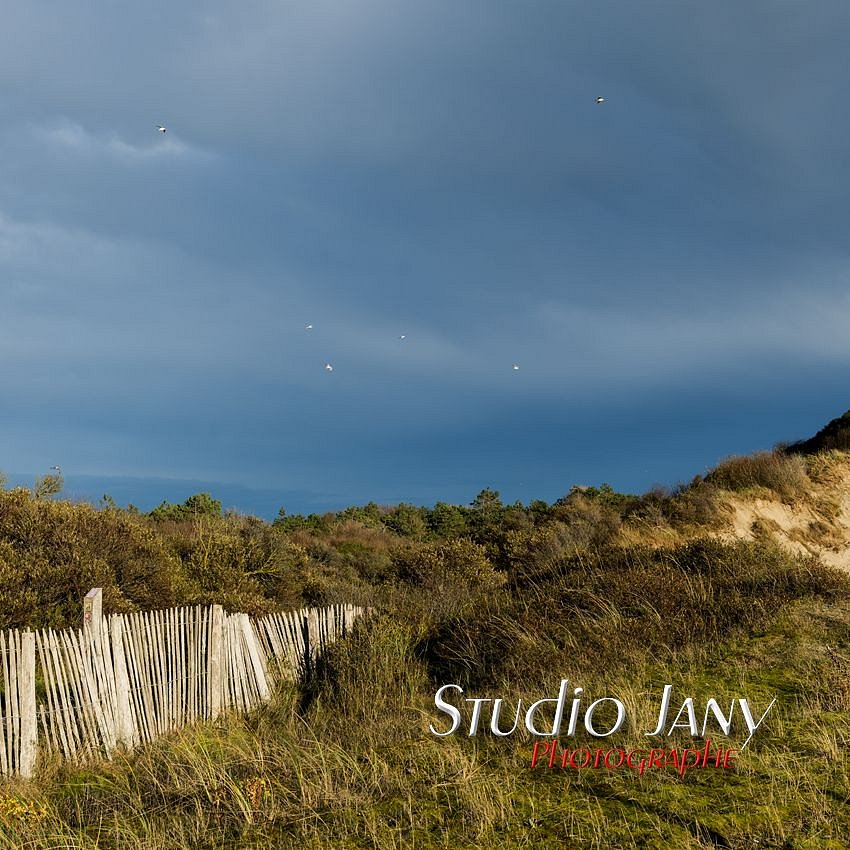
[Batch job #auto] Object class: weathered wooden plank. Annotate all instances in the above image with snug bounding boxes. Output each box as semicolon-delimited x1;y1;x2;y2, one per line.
88;614;116;753
34;630;62;756
110;616;135;749
208;605;224;719
177;607;186;727
0;632;11;775
199;605;207;718
239;614;270;703
121;614;142;743
145;610;164;735
186;607;196;724
9;630;21;773
18;631;37;778
66;627;111;753
46;629;80;758
126;613;145;743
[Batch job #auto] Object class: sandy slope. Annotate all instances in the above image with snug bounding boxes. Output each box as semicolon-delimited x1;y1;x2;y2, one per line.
717;452;850;572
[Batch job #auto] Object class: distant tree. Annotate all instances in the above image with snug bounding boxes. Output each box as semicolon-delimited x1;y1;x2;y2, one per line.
273;510;305;531
471;487;502;514
100;493;118;510
426;502;470;538
337;502;384;528
273;510;329;533
149;492;222;522
33;473;63;499
528;499;552;524
469;487;503;536
500;501;533;533
383;503;428;538
183;492;222;518
149;501;181;521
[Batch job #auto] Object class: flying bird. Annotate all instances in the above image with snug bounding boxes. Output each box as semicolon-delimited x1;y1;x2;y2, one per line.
399;335;406;340
512;364;520;370
50;465;62;473
305;323;313;330
156;125;167;134
324;363;334;372
595;96;605;104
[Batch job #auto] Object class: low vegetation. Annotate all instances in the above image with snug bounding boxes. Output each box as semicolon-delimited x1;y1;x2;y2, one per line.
1;414;849;848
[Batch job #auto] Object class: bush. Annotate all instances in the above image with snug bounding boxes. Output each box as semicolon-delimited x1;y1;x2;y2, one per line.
392;538;506;623
174;516;311;613
550;490;622;549
420;537;850;689
706;451;809;499
0;489;162;627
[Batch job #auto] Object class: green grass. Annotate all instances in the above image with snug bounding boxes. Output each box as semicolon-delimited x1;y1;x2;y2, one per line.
1;581;848;848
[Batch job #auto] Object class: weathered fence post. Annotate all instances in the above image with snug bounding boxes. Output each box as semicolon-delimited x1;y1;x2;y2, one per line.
83;588;103;642
110;615;136;748
208;605;224;719
19;631;37;778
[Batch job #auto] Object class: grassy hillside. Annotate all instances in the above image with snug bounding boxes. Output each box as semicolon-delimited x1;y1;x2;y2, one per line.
1;416;849;848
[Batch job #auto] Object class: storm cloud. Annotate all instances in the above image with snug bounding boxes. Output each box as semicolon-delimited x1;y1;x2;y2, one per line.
2;1;849;515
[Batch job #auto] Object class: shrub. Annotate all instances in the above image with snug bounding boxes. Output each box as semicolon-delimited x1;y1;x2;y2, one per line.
420;537;850;689
0;489;188;627
392;538;506;623
706;451;809;499
550;490;622;549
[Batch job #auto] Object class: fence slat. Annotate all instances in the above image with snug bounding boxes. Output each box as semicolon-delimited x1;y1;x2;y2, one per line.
19;632;37;778
111;616;135;748
0;632;10;775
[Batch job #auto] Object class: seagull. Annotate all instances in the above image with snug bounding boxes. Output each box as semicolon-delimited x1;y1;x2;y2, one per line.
595;96;605;104
305;323;313;330
50;465;62;473
324;363;334;372
156;125;167;134
512;364;520;370
399;334;406;340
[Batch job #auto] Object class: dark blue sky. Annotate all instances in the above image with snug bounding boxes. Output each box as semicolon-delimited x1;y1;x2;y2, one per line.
2;1;849;518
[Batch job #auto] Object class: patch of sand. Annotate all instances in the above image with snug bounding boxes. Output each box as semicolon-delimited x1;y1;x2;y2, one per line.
717;454;850;572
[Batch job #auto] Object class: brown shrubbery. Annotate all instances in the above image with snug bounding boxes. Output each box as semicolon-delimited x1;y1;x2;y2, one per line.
1;440;850;847
419;536;850;690
392;537;506;623
0;452;828;632
0;488;181;628
705;450;809;499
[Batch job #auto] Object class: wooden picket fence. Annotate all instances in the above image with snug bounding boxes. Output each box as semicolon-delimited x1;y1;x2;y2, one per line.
0;592;366;778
